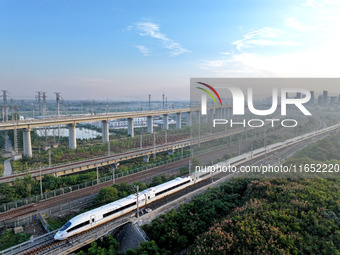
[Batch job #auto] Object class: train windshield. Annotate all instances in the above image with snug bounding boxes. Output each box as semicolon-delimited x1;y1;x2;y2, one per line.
60;221;71;231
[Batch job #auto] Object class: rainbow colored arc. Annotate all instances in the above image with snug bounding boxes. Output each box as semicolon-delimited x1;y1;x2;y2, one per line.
196;82;222;106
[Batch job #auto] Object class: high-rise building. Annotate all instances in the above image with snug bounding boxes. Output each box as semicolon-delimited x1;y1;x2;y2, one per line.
330;96;336;106
323;90;328;105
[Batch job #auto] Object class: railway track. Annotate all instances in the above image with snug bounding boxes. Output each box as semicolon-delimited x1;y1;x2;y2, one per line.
0;120;322;221
2;135;322;255
1;112;312;184
0;136;255;221
0;128;251;183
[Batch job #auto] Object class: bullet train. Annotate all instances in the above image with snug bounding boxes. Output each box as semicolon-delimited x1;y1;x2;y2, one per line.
54;123;340;240
54;170;212;240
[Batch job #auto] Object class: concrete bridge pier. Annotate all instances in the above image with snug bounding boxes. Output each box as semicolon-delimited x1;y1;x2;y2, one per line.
115;223;149;253
128;118;134;137
202;113;207;123
176;113;181;129
186;112;191;127
163;114;169;130
217;108;222;119
69;123;77;149
147;116;153;134
102;120;109;143
23;128;32;157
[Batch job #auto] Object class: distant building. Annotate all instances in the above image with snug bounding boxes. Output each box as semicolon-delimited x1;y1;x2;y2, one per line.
330;96;336;107
310;91;315;104
323;90;328;105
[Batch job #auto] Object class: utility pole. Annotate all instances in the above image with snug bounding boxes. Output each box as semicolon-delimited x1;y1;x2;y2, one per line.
1;90;9;152
112;162;116;185
40;169;43;199
96;166;99;184
140;135;142;149
162;92;165;109
1;90;9;122
42;92;47;116
136;185;139;218
54;92;61;117
14;124;18;154
48;149;52;167
55;92;61;138
148;94;151;110
211;160;214;183
153;132;156;160
165;97;167;109
36;91;42;116
11;105;19;154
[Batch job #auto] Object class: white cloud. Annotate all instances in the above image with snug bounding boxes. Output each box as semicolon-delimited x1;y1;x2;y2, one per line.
201;36;340;77
135;22;189;56
232;27;299;51
201;60;227;70
136;45;150;56
201;0;340;78
286;17;312;31
301;0;323;8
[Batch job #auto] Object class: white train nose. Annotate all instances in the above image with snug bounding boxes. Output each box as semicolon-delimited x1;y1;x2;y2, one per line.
54;232;63;240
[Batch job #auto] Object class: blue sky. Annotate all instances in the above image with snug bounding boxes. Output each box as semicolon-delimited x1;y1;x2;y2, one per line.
1;0;339;100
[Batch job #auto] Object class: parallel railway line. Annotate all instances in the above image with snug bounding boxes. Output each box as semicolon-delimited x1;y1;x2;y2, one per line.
2;132;326;255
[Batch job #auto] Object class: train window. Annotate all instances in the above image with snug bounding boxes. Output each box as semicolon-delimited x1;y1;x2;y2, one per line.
148;196;150;200
67;220;90;233
155;180;190;196
60;221;71;231
103;201;137;218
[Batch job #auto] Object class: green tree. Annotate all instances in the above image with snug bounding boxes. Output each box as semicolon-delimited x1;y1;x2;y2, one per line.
94;186;119;205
